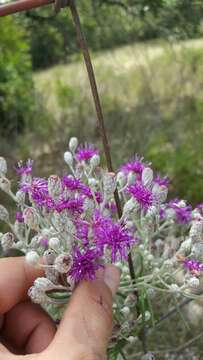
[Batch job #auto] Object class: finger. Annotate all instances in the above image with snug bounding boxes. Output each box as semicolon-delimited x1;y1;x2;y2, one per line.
0;257;43;314
1;301;56;354
49;265;120;359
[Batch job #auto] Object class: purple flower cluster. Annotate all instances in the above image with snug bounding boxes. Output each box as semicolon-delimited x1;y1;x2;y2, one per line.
76;143;99;162
184;259;203;272
15;159;33;176
120;155;146;177
69;247;103;282
169;199;192;225
127;183;153;210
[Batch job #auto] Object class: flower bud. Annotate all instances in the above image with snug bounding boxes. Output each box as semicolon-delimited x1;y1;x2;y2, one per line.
144;311;151;322
123;198;138;215
169;284;179;293
187;277;200;288
142;167;153;188
69;137;78;153
28;286;48;304
34;277;54;291
64;151;73;166
1;232;14;251
0;157;7;176
178;238;192;254
26;251;40;266
0;177;11;193
48;175;62;198
103;172;116;198
90;154;100;168
55;254;73;273
23;207;39;230
127;171;136;185
189;221;203;239
116;172;126;187
49;237;60;251
88;178;98;188
127;336;137;344
141;352;155;360
152;184;168;203
0;205;9;222
30;235;40;249
15;190;25;205
43;249;56;265
121;306;130;317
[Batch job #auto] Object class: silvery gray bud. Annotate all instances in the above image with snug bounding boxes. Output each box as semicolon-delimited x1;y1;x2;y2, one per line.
127;171;136;185
141;353;155;360
187;277;200;288
48;175;62;198
30;235;40;249
28;286;48;304
88;178;98;188
49;237;60;251
0;177;11;193
43;249;56;265
169;284;179;293
142;167;153;188
0;157;7;176
64;151;73;166
146;206;157;219
123;198;138;215
191;243;203;261
1;232;14;251
55;254;73;273
189;221;203;239
178;238;192;254
90;154;100;168
34;277;55;291
116;172;126;187
26;251;40;266
15;190;25;205
103;172;116;198
23;207;39;230
121;306;130;317
152;184;168;203
0;205;9;222
69;137;78;153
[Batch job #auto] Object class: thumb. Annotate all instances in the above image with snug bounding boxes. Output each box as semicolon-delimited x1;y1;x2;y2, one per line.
49;265;120;359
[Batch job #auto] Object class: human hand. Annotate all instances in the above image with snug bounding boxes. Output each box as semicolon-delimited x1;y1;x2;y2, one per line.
0;257;120;360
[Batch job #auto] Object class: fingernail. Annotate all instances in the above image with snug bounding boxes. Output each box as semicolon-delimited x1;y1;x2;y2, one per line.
103;265;120;296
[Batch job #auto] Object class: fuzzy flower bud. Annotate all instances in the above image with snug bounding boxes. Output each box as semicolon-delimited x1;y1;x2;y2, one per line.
54;254;73;273
26;251;40;266
121;306;130;317
169;284;179;293
127;171;136;185
49;237;60;251
90;154;100;168
116;171;126;187
152;184;168;203
0;177;11;193
28;286;48;304
1;232;14;251
0;205;9;222
34;277;55;291
103;172;116;198
0;157;7;176
142;167;153;188
30;235;40;249
189;221;203;239
178;238;192;254
15;190;25;205
187;277;200;288
141;353;155;360
43;249;56;265
23;207;39;230
69;137;78;153
48;175;62;198
123;198;138;215
88;178;98;188
64;151;73;166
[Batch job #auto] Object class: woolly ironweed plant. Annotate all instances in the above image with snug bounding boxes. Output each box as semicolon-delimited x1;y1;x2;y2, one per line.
0;137;203;359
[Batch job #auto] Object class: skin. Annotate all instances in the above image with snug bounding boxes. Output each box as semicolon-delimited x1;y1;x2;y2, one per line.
0;257;120;360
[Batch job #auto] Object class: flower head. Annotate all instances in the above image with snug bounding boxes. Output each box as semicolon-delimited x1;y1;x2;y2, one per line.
127;183;153;210
15;159;33;176
183;259;203;272
69;247;103;282
55;197;84;215
120;155;146;176
76;143;99;162
16;211;24;223
169;199;192;225
154;174;170;187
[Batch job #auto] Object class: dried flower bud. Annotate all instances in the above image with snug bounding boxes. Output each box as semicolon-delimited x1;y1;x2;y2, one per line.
49;237;60;251
23;207;39;230
0;177;11;193
48;175;62;198
142;167;153;188
55;254;73;273
0;205;9;222
28;286;48;304
90;154;100;168
43;249;56;265
64;151;73;166
1;232;14;251
69;137;78;153
26;251;40;266
0;157;7;176
34;277;54;291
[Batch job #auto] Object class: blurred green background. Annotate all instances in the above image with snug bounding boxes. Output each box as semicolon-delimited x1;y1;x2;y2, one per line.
1;0;203;205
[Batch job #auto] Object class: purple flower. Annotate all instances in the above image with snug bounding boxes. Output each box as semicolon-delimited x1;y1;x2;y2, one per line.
21;177;54;209
169;199;192;225
75;219;89;246
93;210;134;262
120;155;146;176
16;211;24;223
127;183;153;210
40;237;49;248
15;159;33;176
55;197;84;214
69;247;103;282
62;176;82;191
184;259;203;272
154;174;170;187
76;143;99;162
